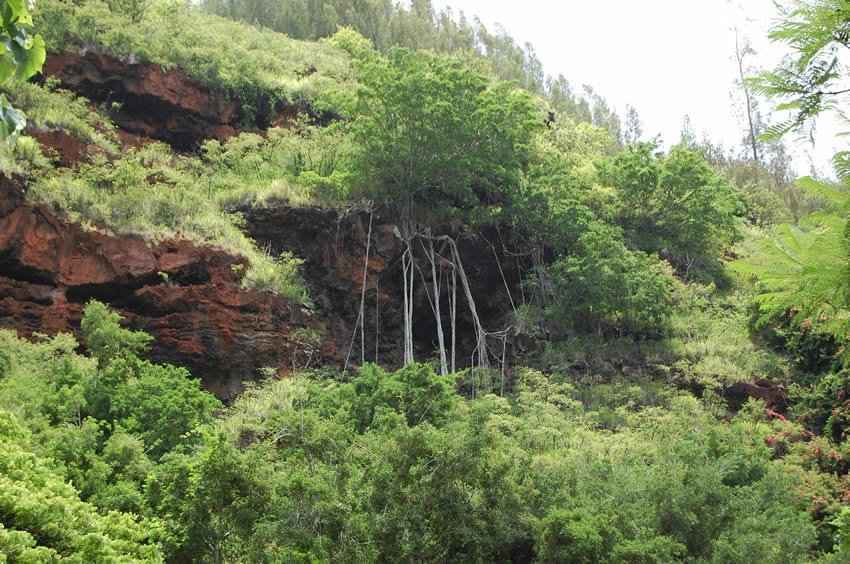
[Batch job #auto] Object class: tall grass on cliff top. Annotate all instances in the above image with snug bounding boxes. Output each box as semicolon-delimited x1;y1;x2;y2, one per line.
34;0;357;118
24;136;325;304
1;79;119;153
0;79;119;174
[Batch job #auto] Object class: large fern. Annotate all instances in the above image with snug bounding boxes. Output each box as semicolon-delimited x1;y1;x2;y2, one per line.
730;177;850;341
747;0;850;183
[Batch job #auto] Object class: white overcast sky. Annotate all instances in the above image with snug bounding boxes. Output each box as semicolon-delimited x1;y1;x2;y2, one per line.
432;0;842;175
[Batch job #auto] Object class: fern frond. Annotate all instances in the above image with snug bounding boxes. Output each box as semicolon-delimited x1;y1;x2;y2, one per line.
796;176;850;209
833;151;850;185
730;214;850;343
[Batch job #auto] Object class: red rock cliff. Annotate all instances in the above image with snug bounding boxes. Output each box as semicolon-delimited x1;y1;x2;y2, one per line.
0;178;336;399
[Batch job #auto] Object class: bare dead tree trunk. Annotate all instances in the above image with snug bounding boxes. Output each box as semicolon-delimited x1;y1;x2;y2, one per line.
400;216;415;365
735;27;760;163
447;238;488;373
375;276;380;364
450;262;456;374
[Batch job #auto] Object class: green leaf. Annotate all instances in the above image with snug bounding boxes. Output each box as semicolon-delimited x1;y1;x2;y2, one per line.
13;33;43;79
795;176;850;209
0;94;26;145
0;52;14;82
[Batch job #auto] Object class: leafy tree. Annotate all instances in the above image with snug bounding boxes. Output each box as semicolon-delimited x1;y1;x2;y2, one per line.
722;157;794;226
0;0;46;143
351;398;529;562
351;45;539;213
0;410;164;560
78;302;221;457
534;508;609;562
656;146;740;257
104;357;221;457
106;0;147;23
622;104;643;145
733;0;850;364
748;0;850;179
81;299;152;374
600;143;740;265
347;42;539;367
547;222;674;337
148;433;271;563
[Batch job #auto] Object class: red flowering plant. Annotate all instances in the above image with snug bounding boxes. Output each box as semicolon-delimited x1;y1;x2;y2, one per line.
791;370;850;443
762;406;810;459
749;406;850;523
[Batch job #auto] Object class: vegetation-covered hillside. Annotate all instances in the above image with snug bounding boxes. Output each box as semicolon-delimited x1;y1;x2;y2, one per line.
1;0;850;561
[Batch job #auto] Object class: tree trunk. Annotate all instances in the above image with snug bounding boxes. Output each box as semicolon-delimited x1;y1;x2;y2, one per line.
451;263;456;373
401;216;415;364
735;28;760;163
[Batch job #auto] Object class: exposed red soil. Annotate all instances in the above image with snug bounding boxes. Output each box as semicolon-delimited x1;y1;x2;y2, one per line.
30;129;87;168
42;50;302;151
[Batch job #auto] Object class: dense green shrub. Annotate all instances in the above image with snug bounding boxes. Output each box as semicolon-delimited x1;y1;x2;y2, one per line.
547;222;674;337
348;362;458;431
0;313;834;562
0;411;164;560
599;142;740;263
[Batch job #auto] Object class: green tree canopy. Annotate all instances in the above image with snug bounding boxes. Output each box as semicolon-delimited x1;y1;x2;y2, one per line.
600;143;740;263
350;44;540;216
81;300;153;373
748;0;850;178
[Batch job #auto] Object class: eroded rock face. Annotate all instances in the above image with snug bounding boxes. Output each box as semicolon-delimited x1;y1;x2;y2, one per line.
0;180;336;399
725;379;788;411
0;174;528;401
42;51;245;150
240;204;530;371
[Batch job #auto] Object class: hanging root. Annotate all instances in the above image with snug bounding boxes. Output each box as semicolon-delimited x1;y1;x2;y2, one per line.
344;203;374;372
360;203;374;364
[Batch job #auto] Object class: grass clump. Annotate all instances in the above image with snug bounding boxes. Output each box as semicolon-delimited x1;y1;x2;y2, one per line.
0;78;119;153
35;0;357;118
201;121;354;208
240;250;310;306
27;140;316;302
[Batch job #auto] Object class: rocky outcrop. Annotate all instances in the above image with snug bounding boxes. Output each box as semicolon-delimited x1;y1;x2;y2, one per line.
42;51;240;150
240;204;531;371
0;179;335;399
41;50;311;151
0;175;789;408
724;378;788;411
0;171;529;399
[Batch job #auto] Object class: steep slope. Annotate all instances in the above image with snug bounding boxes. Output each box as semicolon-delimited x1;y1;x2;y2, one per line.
35;0;354;149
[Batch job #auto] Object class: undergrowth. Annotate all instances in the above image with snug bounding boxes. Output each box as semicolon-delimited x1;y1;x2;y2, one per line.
35;0;358;118
532;280;793;392
1;78;119;153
